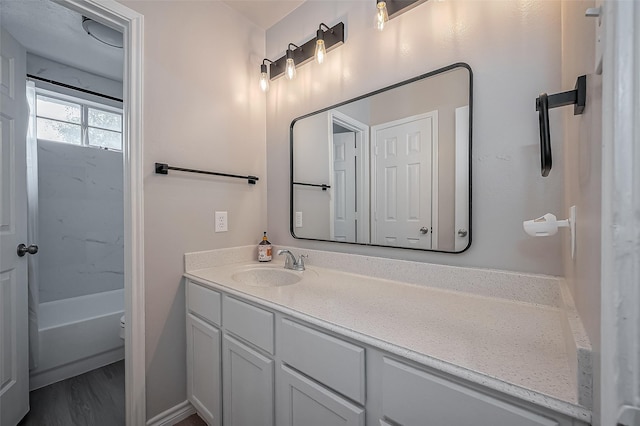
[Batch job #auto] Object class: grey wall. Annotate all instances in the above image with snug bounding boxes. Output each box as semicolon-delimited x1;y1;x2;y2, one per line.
560;0;600;422
118;0;267;419
266;0;565;275
37;140;124;302
27;54;123;101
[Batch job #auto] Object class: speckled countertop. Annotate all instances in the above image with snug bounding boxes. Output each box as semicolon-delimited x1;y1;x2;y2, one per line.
184;247;592;423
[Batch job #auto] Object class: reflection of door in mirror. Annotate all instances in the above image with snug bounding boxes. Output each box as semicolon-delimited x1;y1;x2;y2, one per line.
329;111;370;244
371;112;437;250
331;132;356;242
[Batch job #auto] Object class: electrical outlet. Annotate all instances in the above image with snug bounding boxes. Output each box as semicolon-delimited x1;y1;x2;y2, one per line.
295;211;303;228
215;211;228;232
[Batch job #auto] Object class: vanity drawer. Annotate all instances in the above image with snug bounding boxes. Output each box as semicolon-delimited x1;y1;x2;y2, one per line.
187;280;221;327
280;318;365;405
223;296;274;355
382;357;558;426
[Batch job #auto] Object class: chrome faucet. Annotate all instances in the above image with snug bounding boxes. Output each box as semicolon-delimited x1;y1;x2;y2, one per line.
277;249;307;271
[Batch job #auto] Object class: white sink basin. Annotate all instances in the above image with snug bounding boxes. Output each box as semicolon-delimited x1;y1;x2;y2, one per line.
231;267;302;287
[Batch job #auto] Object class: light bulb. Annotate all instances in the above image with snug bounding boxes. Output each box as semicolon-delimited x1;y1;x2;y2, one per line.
259;72;269;92
259;62;270;92
376;1;389;31
315;39;326;64
285;58;296;80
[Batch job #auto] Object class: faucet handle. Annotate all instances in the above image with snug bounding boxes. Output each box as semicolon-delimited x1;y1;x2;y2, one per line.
297;254;308;268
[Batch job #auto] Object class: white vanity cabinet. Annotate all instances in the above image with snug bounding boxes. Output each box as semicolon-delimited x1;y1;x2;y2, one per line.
221;295;275;426
381;357;560;426
186;282;222;426
222;334;274;426
185;279;589;426
277;319;366;426
278;364;365;426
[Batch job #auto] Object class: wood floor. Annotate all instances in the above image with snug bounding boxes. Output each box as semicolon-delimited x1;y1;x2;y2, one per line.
18;360;125;426
175;413;208;426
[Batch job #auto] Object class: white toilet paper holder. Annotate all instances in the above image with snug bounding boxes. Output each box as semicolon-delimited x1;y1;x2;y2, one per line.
523;206;576;259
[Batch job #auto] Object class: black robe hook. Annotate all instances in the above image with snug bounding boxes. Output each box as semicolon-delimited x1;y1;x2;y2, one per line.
535;75;586;177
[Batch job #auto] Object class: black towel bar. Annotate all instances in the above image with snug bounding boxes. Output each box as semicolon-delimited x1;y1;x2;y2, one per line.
155;162;259;185
293;182;331;191
535;75;586;177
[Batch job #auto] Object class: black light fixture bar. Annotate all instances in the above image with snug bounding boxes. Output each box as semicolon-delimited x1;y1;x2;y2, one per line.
155;162;259;185
269;22;345;80
382;0;429;19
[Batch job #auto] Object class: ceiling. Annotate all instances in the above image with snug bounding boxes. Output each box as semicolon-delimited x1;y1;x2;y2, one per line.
0;0;305;83
223;0;305;30
0;0;124;81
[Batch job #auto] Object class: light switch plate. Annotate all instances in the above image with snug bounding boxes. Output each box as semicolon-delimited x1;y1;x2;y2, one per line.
295;211;303;228
215;211;228;232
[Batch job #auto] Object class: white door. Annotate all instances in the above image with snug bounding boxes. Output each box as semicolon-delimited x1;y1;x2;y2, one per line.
0;29;29;426
332;132;357;242
372;113;436;249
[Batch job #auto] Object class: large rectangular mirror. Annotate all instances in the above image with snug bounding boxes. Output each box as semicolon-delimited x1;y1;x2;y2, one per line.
290;63;472;253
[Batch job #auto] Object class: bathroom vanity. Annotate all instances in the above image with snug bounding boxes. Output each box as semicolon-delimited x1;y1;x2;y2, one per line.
183;246;592;426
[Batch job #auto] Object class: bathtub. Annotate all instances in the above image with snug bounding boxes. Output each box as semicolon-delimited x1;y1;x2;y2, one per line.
29;288;124;390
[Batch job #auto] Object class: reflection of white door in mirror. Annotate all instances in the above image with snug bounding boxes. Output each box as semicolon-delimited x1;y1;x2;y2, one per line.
332;132;356;242
371;112;438;250
328;111;370;244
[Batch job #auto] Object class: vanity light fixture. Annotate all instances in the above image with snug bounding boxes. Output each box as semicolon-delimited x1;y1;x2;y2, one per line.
259;59;273;92
374;0;428;31
260;22;345;82
285;43;299;80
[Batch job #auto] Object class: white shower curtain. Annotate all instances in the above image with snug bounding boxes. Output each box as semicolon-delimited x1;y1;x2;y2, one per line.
26;80;40;370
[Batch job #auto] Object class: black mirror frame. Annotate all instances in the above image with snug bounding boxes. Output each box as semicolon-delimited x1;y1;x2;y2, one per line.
289;62;473;254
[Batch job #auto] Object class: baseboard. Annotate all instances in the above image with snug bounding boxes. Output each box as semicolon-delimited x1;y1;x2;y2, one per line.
146;400;196;426
29;347;124;391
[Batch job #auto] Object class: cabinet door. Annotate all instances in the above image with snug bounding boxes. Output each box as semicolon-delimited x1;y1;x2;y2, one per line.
186;314;221;426
382;358;558;426
223;334;274;426
279;365;365;426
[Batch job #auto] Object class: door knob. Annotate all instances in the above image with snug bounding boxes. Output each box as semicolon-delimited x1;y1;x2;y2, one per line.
419;227;429;234
457;229;468;237
17;244;39;257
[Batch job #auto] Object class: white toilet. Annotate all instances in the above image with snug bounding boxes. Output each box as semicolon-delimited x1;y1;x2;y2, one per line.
120;315;125;340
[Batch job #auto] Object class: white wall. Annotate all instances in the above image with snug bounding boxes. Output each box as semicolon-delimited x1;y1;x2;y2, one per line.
266;0;565;275
118;0;267;419
37;140;124;302
27;54;123;100
560;0;600;422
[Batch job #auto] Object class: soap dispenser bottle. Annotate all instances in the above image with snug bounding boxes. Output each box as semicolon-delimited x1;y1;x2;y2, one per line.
258;231;272;262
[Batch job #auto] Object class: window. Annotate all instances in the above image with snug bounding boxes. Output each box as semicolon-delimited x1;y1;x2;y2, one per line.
35;91;122;151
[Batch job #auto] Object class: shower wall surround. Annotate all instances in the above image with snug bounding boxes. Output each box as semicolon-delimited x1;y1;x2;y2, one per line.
266;0;565;275
37;140;124;302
